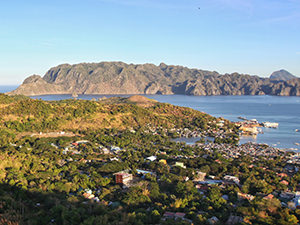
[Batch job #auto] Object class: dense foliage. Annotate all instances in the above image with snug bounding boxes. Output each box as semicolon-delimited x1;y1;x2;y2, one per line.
0;94;298;224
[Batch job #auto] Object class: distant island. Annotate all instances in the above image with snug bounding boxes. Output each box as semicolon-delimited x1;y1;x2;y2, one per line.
8;61;300;96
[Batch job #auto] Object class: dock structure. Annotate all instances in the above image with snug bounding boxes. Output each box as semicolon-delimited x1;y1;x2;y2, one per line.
262;122;279;128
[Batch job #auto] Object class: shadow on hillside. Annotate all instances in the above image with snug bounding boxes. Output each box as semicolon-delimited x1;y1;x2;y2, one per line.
0;183;123;225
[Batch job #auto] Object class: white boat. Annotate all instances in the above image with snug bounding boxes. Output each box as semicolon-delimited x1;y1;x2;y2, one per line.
257;128;264;134
262;122;279;128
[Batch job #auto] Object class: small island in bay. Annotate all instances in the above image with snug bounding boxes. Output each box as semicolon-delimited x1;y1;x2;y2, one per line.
8;62;300;96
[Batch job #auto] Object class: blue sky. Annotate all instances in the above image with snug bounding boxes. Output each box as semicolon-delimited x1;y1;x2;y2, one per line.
0;0;299;84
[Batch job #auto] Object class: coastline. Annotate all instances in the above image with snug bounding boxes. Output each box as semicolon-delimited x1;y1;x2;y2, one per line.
0;87;299;151
31;94;300;152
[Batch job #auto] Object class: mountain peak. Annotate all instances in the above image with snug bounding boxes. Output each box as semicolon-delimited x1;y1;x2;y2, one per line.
270;69;297;81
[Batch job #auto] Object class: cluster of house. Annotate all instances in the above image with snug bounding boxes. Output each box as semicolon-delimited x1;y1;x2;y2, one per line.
146;125;206;138
42;131;300;225
196;142;290;161
279;191;300;210
238;190;300;210
61;140;90;155
109;160;247;224
58;140;130;164
82;189;101;203
287;152;300;165
145;121;234;140
192;164;300;212
74;150;300;225
195;173;241;194
113;161;186;188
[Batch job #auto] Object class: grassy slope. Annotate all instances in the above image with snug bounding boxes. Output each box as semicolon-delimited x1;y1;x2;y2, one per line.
0;94;219;136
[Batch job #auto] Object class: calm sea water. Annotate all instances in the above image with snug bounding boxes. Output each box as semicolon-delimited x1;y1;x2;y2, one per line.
147;95;300;151
1;86;300;151
0;85;19;93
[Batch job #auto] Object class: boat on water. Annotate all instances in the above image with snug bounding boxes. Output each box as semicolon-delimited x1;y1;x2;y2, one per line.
295;129;299;132
295;143;300;146
286;148;298;151
257;128;264;134
262;122;279;128
238;116;247;120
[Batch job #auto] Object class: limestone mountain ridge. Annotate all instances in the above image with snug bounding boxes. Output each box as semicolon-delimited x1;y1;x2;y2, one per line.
8;62;300;96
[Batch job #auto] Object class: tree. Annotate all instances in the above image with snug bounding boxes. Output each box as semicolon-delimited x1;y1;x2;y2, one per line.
206;186;226;210
122;186;151;206
277;208;298;225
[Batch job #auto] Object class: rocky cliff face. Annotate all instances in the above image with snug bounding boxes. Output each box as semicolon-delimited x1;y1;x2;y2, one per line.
8;62;300;96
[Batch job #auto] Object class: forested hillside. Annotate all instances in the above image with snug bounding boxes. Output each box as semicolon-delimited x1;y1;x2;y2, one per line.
1;94;298;225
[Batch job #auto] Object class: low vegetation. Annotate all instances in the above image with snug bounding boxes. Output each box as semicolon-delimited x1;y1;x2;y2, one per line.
0;94;298;224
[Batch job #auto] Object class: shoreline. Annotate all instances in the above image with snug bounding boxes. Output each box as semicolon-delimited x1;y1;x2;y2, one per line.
1;91;299;151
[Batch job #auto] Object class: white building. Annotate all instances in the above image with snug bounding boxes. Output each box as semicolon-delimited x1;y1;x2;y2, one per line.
146;156;157;162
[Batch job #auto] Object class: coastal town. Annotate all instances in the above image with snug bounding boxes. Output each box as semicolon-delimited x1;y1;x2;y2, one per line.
10;127;299;225
0;94;300;224
1;0;300;223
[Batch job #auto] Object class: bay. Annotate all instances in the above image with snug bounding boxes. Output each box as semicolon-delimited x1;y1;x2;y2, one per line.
1;86;299;151
147;95;300;151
